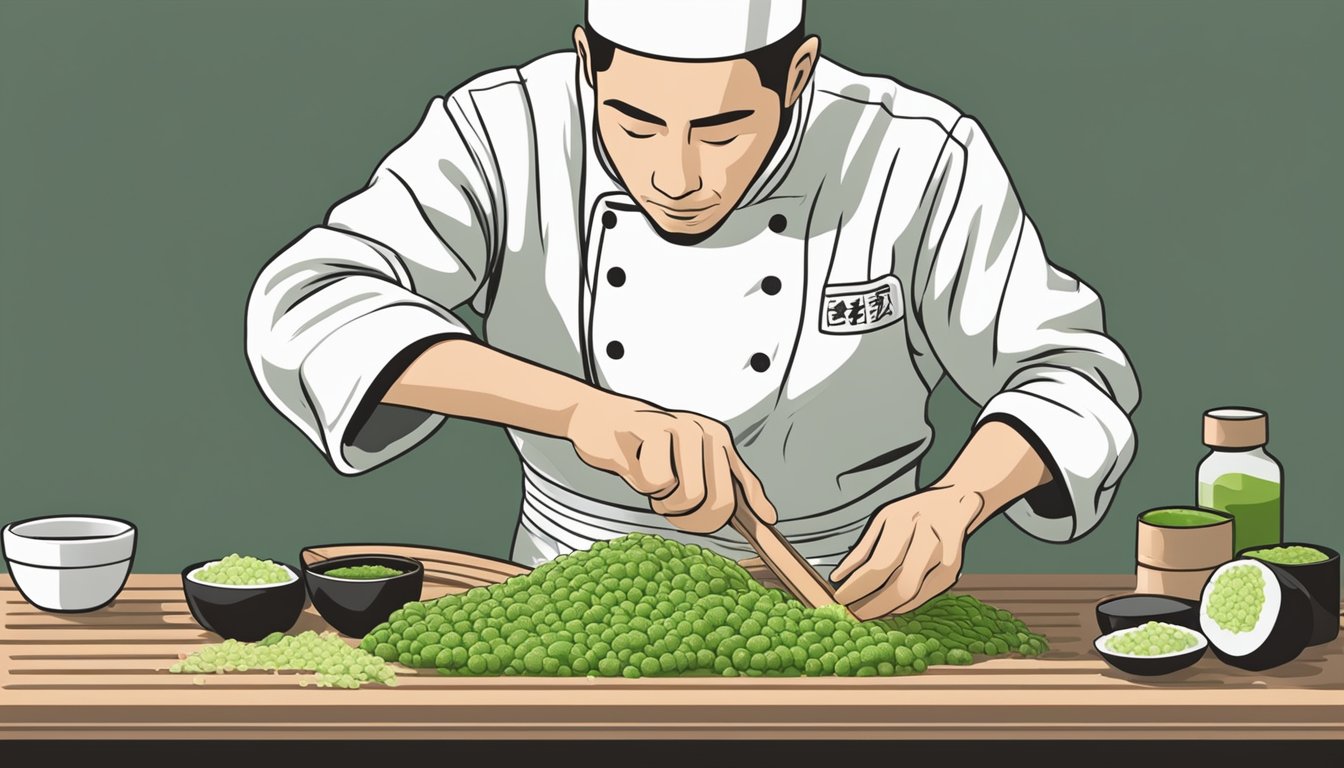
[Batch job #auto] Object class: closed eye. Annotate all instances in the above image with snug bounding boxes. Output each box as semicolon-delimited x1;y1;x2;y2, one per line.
702;136;738;146
622;127;656;139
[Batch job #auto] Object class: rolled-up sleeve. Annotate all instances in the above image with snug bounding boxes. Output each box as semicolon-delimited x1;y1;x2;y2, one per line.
245;93;500;475
913;116;1140;542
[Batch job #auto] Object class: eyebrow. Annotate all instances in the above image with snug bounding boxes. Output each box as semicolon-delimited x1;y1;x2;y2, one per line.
604;99;666;126
689;109;754;128
603;100;755;130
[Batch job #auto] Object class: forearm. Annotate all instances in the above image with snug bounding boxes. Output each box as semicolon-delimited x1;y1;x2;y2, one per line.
933;420;1053;533
381;338;611;438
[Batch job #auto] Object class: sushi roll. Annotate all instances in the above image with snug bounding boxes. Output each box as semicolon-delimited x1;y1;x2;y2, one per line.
1198;557;1314;671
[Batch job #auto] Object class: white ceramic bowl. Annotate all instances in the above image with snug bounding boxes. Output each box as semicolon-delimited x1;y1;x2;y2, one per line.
2;516;137;612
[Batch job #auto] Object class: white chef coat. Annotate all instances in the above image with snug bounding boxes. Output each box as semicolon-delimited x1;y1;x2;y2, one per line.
245;52;1139;573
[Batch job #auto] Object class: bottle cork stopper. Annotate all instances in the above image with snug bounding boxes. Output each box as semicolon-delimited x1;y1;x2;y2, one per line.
1203;407;1268;448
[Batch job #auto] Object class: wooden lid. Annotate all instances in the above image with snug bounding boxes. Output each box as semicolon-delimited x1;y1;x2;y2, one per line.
1203;407;1267;448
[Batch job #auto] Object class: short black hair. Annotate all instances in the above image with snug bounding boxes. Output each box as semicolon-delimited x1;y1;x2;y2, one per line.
583;23;807;102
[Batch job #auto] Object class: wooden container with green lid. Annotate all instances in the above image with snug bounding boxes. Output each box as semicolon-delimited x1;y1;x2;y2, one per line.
1135;507;1234;600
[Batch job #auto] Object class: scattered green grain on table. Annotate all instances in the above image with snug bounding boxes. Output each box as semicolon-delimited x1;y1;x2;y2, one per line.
170;630;397;688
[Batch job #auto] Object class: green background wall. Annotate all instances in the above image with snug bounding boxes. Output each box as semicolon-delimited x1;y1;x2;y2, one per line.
2;0;1340;574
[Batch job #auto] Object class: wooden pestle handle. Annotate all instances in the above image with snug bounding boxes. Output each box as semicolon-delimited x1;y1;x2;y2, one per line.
729;485;854;618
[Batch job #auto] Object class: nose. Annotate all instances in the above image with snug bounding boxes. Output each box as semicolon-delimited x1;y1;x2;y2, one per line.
650;142;702;201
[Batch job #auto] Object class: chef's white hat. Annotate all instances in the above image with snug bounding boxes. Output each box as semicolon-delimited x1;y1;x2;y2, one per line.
586;0;804;60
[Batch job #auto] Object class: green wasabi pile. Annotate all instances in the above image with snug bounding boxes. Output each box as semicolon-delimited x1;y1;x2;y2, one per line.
360;532;1048;678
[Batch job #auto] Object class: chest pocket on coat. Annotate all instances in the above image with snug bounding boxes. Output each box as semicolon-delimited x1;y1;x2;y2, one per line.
818;274;905;335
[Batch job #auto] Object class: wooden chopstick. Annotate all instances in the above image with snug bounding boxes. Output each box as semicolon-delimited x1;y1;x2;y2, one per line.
729;489;856;619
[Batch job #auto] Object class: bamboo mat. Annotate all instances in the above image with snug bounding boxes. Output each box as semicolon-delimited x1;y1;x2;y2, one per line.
2;547;1341;740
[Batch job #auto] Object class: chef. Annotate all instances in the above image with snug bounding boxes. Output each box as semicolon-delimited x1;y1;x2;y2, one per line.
246;0;1138;619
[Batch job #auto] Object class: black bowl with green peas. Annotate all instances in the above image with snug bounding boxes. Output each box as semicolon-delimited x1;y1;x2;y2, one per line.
1237;542;1339;646
301;552;424;638
1094;621;1208;676
181;559;307;642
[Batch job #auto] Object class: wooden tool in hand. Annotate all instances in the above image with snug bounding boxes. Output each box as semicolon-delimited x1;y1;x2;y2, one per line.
729;485;856;619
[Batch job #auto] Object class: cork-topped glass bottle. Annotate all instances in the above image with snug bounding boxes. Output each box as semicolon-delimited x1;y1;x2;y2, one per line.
1197;407;1283;554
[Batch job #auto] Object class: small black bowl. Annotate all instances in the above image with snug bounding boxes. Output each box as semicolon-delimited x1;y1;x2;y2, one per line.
181;559;307;642
301;553;424;638
1238;542;1340;646
1095;594;1201;635
1093;625;1208;676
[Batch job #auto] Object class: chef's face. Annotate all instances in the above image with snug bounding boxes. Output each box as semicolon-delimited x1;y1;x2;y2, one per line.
577;29;816;241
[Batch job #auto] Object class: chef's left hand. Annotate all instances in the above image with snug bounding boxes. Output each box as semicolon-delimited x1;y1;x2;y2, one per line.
830;486;985;620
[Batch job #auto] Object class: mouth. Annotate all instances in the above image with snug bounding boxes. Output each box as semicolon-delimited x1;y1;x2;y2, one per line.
646;199;718;221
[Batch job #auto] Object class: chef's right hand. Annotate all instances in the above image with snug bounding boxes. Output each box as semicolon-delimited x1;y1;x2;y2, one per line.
565;393;777;534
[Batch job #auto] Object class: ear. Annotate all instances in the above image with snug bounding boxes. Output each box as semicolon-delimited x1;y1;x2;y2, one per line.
784;35;820;109
574;25;595;88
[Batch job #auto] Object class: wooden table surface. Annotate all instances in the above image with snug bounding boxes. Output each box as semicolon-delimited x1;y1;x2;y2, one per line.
2;550;1342;741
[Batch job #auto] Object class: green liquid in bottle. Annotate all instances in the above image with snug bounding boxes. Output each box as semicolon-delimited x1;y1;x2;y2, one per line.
1198;472;1281;553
